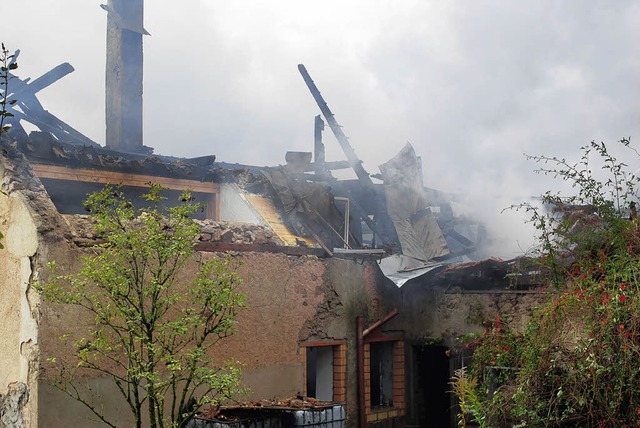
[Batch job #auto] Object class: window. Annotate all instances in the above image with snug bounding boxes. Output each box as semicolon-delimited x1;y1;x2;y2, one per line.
306;346;333;401
364;340;405;422
370;341;394;408
304;343;346;402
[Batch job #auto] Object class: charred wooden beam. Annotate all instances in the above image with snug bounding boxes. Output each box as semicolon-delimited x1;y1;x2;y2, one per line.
348;195;394;250
195;241;327;257
298;64;394;246
10;106;98;147
184;155;216;167
30;164;220;193
304;160;351;172
11;63;74;99
314;114;325;164
6;65;99;147
298;64;374;187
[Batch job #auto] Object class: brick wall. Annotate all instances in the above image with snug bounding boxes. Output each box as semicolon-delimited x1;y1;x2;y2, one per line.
392;341;405;416
333;344;347;402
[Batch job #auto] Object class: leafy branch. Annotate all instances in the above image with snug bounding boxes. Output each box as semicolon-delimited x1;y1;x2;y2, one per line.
0;42;18;250
0;42;18;141
36;184;246;428
460;139;640;426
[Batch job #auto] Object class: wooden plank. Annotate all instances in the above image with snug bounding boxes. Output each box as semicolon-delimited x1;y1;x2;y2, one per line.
13;63;75;97
31;164;219;193
301;340;346;347
32;163;219;219
195;241;327;257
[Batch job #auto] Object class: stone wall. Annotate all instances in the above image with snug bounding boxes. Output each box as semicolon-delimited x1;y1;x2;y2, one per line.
397;259;544;345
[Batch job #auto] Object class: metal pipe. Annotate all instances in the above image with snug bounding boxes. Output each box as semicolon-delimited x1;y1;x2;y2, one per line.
335;196;350;249
357;316;366;428
363;308;399;337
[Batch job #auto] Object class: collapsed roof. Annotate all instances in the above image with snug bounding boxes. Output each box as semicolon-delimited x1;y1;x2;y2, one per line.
1;59;489;286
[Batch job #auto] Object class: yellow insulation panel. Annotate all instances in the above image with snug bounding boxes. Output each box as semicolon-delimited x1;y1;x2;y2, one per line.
244;194;317;247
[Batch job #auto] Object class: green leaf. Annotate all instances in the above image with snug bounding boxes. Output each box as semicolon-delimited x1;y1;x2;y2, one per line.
35;183;245;427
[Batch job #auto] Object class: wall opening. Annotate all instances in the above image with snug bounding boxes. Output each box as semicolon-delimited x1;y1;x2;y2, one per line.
412;344;450;427
304;343;346;402
370;341;394;408
306;346;333;401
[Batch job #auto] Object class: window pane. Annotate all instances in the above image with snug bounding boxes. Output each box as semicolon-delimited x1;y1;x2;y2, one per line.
370;342;393;408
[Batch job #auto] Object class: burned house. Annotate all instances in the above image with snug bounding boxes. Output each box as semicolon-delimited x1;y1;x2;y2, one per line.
0;110;543;428
1;6;543;427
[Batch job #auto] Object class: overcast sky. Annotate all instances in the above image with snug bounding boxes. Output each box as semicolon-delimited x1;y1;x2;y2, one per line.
3;1;640;256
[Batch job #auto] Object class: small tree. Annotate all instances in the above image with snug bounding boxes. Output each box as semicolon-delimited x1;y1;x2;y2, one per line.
37;184;245;428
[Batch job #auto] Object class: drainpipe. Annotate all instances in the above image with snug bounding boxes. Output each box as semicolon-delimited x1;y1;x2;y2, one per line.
357;316;366;428
357;309;399;428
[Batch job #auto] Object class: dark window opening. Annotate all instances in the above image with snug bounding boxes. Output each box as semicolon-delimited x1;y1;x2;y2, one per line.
370;342;393;408
306;346;334;401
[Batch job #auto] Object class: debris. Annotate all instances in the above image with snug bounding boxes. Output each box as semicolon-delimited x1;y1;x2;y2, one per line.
197;395;338;421
379;143;449;262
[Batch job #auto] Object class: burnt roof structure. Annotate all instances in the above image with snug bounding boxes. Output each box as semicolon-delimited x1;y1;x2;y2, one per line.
0;36;490;287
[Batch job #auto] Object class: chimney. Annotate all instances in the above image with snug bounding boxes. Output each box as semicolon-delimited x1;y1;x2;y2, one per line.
103;0;146;152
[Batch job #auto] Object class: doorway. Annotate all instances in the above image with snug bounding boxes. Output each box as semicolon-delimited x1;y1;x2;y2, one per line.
413;345;451;427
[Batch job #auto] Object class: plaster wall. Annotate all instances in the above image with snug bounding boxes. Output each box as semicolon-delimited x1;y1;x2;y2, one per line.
219;183;263;224
396;273;545;428
304;258;401;426
35;234;395;427
1;152;400;428
0;191;41;427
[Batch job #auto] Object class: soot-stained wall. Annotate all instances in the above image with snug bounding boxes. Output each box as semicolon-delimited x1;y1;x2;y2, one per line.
35;236;399;427
2;149;404;428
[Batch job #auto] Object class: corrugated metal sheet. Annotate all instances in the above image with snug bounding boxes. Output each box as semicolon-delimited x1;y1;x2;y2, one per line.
245;194;317;247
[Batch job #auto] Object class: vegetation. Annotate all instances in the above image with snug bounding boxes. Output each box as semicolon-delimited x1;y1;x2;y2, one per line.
453;139;640;427
36;185;245;428
0;42;17;140
0;42;18;249
451;367;485;428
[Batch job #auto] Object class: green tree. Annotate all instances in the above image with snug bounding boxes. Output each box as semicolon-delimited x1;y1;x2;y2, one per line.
37;184;245;428
453;139;640;426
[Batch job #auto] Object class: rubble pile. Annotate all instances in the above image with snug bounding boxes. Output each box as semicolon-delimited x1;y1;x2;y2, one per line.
233;395;334;410
63;215;283;248
195;219;282;246
196;395;337;421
